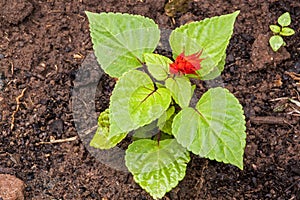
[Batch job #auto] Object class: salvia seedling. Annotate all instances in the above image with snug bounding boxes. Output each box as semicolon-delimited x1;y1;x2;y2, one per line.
269;12;295;52
86;11;246;199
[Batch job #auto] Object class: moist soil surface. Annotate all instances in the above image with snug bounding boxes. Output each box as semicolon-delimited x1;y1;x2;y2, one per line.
1;0;300;199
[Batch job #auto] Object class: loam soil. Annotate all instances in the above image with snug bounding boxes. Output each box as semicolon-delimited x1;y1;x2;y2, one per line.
0;0;300;199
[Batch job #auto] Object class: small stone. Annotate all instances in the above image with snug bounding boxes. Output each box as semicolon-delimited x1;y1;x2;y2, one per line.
64;46;72;53
0;54;4;59
0;174;25;200
49;119;64;134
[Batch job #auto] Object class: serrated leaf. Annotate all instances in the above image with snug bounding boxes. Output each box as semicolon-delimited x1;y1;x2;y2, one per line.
169;11;239;78
165;76;193;108
172;87;246;169
269;25;281;34
110;70;171;137
278;12;291;27
269;35;284;52
144;53;172;81
158;106;175;135
125;139;190;199
86;12;160;77
90;109;127;149
129;85;171;127
280;27;295;36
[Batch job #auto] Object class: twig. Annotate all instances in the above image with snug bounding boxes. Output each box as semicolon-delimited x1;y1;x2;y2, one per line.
287;108;300;115
285;71;300;81
284;178;300;192
289;99;300;107
250;116;293;126
10;88;27;130
269;97;289;102
35;136;78;146
10;61;14;75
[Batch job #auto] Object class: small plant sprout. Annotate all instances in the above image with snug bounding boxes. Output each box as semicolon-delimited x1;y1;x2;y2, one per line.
86;11;246;199
269;12;295;52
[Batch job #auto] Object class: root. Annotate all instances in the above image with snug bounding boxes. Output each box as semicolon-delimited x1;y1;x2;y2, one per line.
10;88;27;130
35;136;78;145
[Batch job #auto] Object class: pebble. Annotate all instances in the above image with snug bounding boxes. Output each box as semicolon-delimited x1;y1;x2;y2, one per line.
0;174;25;200
65;46;72;52
49;119;64;134
0;54;4;59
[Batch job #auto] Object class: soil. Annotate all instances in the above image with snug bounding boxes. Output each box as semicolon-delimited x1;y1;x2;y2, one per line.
1;0;300;199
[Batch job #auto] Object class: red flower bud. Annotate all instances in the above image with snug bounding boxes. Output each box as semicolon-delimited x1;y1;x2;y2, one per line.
169;50;204;75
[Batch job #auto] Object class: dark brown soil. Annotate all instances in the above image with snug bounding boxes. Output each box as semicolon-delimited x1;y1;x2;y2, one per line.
1;0;300;199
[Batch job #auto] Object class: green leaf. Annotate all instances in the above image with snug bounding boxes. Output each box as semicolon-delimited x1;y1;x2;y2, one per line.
278;12;291;27
200;53;225;80
269;25;281;34
144;53;172;81
90;109;127;149
165;76;193;108
269;35;284;52
280;27;295;36
125;139;190;199
169;11;239;78
129;86;171;128
86;12;160;77
172;87;246;169
158;106;175;135
110;70;171;137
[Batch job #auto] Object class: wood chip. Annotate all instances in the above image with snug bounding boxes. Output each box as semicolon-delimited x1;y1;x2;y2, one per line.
250;116;294;125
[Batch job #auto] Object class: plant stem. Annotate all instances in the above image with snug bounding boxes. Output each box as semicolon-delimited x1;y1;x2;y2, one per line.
157;131;161;146
141;63;158;89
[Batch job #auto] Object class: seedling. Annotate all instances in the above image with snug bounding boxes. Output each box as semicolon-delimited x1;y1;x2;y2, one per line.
86;11;246;199
269;12;295;52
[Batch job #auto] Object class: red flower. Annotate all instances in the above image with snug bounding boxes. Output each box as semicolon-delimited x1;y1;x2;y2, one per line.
169;50;204;75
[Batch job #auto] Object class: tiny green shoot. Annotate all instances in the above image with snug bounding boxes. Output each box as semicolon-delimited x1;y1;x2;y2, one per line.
269;12;295;52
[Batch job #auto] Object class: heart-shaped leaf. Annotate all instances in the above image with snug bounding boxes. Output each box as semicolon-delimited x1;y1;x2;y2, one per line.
129;85;171;127
86;12;160;77
172;87;246;169
110;70;171;137
125;139;190;199
169;11;239;79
